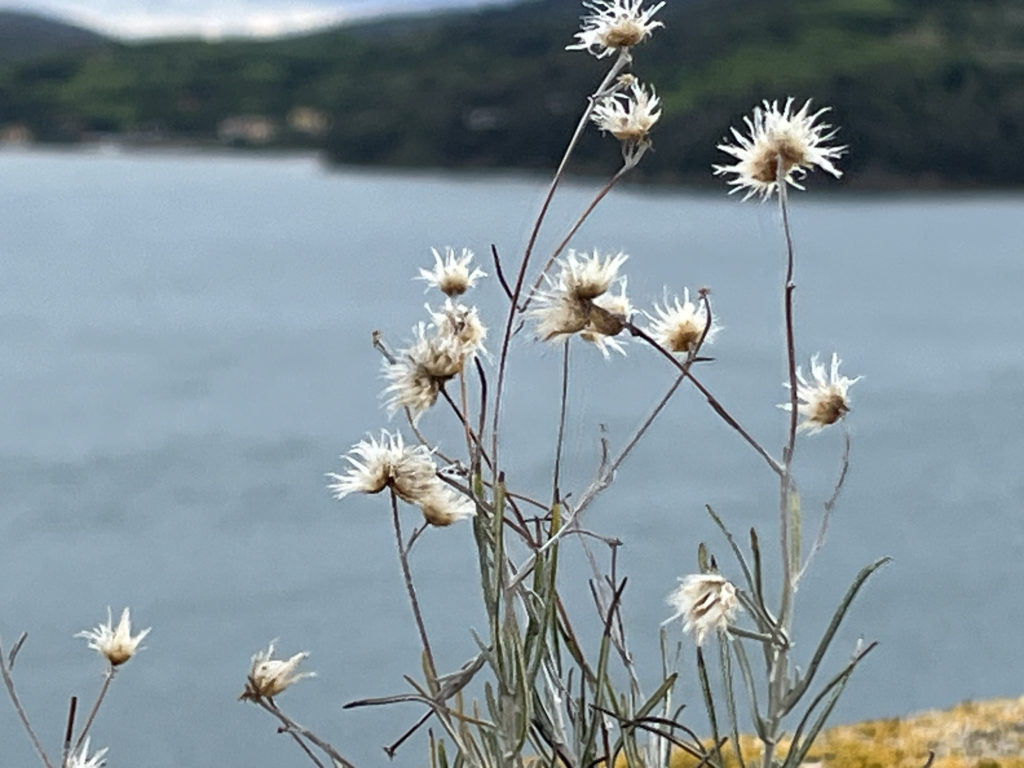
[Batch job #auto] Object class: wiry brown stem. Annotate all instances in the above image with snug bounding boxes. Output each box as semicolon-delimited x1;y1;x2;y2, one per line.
390;489;439;693
777;157;799;629
256;696;356;768
0;635;55;768
625;316;783;477
72;665;114;756
520;164;631;314
491;50;630;478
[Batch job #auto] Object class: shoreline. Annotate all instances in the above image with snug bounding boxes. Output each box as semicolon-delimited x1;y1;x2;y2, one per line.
3;139;1024;195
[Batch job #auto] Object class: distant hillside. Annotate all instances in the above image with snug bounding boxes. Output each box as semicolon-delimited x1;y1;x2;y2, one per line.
0;10;109;63
0;0;1021;187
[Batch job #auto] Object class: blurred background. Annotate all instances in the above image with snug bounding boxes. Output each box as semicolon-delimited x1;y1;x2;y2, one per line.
0;1;1022;767
0;0;1022;186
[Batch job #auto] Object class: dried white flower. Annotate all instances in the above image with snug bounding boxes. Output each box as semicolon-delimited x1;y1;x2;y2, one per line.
667;574;739;646
239;641;314;701
568;0;665;58
561;248;629;301
580;281;632;357
592;80;661;163
418;247;486;297
780;353;861;434
327;431;438;504
76;607;150;667
714;98;845;200
66;737;108;768
418;484;476;527
531;250;631;355
646;288;718;354
429;300;489;362
532;289;590;342
382;304;488;422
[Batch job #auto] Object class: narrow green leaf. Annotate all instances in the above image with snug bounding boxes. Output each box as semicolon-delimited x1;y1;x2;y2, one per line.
706;504;757;597
696;646;723;768
784;557;891;710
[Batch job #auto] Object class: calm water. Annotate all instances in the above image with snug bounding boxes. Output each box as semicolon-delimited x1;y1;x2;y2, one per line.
0;148;1021;767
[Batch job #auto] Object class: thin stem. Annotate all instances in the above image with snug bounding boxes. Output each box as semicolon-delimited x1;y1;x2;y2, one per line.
439;383;493;472
764;157;800;768
552;338;571;505
390;489;439;692
520;165;631;313
257;697;358;768
777;157;799;630
794;422;852;586
575;370;685;517
0;635;55;768
490;50;630;477
72;666;114;755
626;318;783;477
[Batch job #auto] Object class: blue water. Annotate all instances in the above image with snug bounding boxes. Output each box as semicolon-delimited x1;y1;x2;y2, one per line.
0;147;1021;766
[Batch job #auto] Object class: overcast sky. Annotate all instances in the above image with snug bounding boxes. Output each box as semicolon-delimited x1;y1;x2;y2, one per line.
0;0;512;39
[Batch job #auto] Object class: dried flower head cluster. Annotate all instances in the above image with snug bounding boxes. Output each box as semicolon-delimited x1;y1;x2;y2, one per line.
568;0;665;58
239;641;315;701
384;252;488;422
66;737;109;768
781;353;861;434
667;573;740;646
328;430;474;526
714;98;845;200
645;288;718;355
532;249;632;357
76;607;150;667
592;79;661;164
418;247;486;297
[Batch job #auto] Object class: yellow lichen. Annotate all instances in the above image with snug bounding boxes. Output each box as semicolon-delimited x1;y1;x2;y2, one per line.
606;697;1024;768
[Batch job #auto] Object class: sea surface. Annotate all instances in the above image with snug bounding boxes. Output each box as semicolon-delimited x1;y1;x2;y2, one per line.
0;147;1021;767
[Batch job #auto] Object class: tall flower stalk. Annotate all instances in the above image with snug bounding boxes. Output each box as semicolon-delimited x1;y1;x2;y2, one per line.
241;6;886;768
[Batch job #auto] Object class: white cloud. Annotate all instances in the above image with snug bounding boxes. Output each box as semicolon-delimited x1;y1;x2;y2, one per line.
1;0;510;38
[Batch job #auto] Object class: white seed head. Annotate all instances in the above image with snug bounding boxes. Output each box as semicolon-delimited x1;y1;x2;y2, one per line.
667;574;739;646
327;430;438;503
592;80;661;147
568;0;666;58
561;248;629;301
66;737;108;768
429;300;489;362
714;98;846;200
240;641;315;701
418;484;477;527
646;288;718;354
418;247;486;297
780;352;861;434
76;607;150;667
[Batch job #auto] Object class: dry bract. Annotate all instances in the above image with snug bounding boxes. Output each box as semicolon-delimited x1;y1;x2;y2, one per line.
714;97;846;200
240;641;315;701
76;607;150;667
